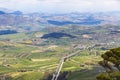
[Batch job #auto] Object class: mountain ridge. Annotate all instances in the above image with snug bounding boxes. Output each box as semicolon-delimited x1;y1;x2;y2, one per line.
0;9;120;32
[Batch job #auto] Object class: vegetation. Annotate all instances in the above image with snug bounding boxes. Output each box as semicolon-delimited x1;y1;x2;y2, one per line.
41;32;76;39
0;25;120;80
97;47;120;80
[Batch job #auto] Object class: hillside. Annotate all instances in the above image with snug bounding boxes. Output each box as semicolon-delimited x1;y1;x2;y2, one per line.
0;24;120;80
41;32;76;39
0;11;120;32
0;0;120;79
0;30;17;35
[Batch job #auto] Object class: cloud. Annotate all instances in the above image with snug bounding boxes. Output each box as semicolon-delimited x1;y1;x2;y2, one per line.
0;0;120;13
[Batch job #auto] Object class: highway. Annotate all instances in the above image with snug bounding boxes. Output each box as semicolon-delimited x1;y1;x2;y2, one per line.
51;50;81;80
51;44;101;80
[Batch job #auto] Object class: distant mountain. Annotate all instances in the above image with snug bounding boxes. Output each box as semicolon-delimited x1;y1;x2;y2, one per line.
47;19;101;26
0;8;22;15
0;7;13;13
0;11;5;15
0;10;120;32
11;11;23;15
0;30;17;35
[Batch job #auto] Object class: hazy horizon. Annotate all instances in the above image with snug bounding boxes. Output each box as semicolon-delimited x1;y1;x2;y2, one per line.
0;0;120;13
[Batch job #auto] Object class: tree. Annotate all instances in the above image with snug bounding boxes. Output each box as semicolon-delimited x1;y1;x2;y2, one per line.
97;47;120;80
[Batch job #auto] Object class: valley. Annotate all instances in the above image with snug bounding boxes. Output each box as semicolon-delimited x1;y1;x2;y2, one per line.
0;24;120;80
0;7;120;80
0;0;120;80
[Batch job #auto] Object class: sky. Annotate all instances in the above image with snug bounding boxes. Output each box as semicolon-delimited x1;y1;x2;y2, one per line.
0;0;120;13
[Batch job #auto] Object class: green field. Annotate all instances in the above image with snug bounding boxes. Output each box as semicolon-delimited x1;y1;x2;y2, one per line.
0;40;103;80
0;25;119;80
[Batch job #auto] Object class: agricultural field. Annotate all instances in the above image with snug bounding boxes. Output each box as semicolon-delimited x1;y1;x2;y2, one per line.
0;40;103;80
0;25;120;80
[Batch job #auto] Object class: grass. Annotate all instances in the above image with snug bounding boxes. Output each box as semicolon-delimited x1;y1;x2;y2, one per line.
0;33;29;40
0;32;103;80
60;52;102;80
0;41;102;80
0;41;61;80
12;72;44;80
62;54;101;71
67;67;102;80
0;44;36;58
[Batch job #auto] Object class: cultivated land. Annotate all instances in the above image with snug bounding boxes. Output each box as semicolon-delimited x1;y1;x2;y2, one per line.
0;25;120;80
